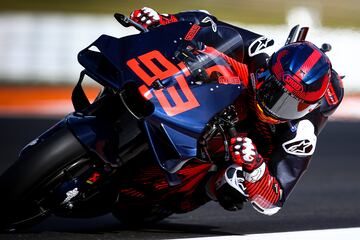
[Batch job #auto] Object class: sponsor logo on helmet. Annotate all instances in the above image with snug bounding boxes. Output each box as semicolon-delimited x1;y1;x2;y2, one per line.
284;74;303;92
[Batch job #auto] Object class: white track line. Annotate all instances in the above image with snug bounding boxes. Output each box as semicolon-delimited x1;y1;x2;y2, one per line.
171;227;360;240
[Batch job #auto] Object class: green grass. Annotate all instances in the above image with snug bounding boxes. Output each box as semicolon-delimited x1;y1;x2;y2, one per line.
0;0;359;28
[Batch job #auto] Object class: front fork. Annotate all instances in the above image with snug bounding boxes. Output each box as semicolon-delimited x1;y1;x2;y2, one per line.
55;97;147;217
31;114;121;218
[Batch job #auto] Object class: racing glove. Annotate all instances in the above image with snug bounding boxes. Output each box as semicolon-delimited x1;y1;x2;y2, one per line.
229;136;283;215
130;7;178;29
230;136;263;172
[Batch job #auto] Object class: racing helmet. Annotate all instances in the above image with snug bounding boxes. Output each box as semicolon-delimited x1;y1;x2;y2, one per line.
255;41;331;124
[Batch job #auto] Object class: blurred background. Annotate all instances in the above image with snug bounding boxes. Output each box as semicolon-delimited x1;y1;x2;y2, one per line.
0;0;359;118
0;1;359;237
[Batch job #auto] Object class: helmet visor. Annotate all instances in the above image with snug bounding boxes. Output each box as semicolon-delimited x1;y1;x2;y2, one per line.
256;71;320;120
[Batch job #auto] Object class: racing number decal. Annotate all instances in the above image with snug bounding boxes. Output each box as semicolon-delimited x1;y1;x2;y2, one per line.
156;74;200;116
127;50;177;86
127;50;200;116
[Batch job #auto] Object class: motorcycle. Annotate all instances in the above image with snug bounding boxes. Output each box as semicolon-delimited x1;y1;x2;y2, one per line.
0;13;256;231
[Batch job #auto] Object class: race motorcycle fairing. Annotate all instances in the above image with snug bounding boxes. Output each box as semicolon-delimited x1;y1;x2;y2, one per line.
77;21;246;179
0;15;252;230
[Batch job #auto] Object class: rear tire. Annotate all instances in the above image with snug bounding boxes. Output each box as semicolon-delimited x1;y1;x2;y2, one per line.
0;125;87;231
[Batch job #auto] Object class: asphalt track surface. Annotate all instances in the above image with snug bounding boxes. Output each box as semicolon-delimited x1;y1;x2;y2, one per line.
0;117;359;240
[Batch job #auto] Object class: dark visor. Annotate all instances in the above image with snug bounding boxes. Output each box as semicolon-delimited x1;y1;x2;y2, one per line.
256;71;320;120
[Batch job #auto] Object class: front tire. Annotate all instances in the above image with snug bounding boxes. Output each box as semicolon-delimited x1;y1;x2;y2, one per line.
0;124;87;231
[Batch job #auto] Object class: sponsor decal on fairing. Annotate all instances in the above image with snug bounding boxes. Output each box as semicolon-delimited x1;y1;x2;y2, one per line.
61;187;79;204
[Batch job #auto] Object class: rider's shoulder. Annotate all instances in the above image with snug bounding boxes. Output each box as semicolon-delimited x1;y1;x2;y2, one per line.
271;119;317;157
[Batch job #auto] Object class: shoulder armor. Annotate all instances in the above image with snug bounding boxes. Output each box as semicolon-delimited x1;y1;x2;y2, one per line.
282;120;317;156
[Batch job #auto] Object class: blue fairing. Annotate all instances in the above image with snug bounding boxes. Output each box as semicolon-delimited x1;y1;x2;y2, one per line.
78;21;245;172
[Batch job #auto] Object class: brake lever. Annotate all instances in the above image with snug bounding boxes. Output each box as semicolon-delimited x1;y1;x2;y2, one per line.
114;13;149;33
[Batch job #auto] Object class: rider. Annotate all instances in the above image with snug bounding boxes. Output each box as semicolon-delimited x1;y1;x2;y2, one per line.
129;7;344;215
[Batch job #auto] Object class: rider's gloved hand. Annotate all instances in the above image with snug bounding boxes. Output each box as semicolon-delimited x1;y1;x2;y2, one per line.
207;136;282;214
130;7;161;28
130;7;178;29
229;136;264;173
228;136;283;215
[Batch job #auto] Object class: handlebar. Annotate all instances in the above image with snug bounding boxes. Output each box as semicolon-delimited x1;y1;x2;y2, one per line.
114;13;149;33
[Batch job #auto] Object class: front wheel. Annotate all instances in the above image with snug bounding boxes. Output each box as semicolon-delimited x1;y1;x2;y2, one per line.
0;124;87;231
